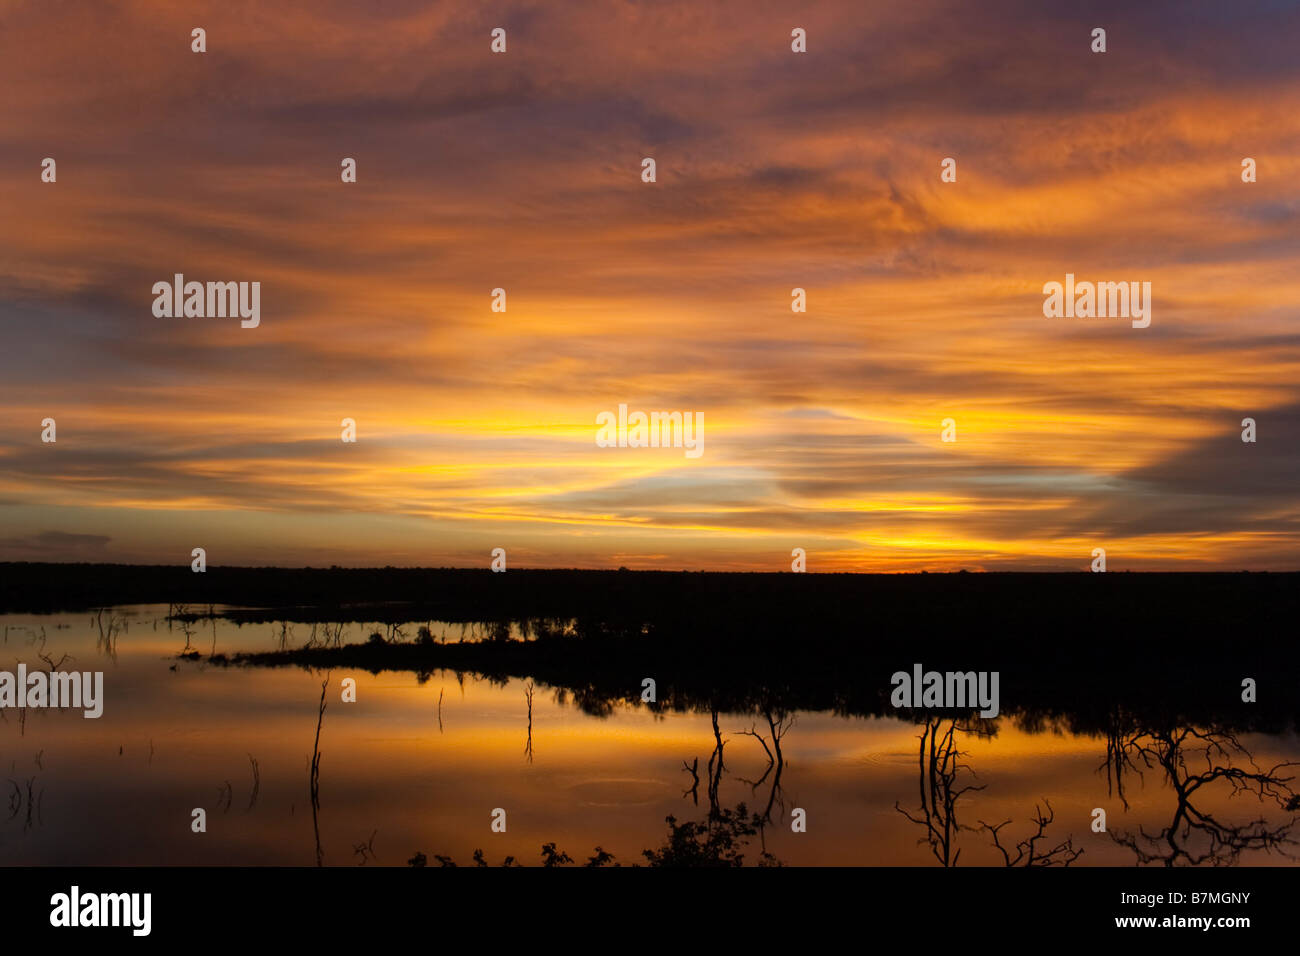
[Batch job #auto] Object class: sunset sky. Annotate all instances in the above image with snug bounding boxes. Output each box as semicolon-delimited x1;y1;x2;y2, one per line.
2;0;1298;570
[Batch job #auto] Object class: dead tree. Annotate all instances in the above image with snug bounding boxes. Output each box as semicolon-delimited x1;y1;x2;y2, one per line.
895;718;985;866
309;674;328;867
523;682;535;763
1108;724;1299;866
979;799;1083;866
681;757;700;804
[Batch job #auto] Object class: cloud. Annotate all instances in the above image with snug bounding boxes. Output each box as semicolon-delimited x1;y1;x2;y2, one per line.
0;531;113;561
0;0;1298;568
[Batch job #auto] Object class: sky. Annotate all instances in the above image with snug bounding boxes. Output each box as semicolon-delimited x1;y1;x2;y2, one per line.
1;0;1298;571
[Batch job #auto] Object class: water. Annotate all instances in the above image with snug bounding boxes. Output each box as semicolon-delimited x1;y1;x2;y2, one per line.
1;606;1296;866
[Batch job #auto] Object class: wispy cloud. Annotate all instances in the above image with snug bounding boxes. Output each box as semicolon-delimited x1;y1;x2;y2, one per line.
1;0;1297;568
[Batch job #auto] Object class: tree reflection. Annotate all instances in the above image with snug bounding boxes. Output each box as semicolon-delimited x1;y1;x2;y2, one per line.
1104;723;1299;866
896;718;1081;866
895;718;985;866
735;708;794;824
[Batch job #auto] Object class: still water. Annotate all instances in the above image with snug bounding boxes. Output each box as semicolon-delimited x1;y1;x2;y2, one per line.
1;606;1296;866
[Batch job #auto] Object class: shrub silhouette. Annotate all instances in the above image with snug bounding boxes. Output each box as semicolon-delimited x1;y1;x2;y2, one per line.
642;803;777;867
407;804;781;867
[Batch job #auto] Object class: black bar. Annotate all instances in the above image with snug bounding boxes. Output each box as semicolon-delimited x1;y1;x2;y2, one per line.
5;864;1292;942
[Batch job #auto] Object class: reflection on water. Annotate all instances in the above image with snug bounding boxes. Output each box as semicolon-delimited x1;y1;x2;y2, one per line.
0;606;1296;866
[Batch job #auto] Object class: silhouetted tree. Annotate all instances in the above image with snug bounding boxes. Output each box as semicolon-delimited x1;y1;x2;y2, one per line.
978;799;1082;866
896;719;984;866
1107;724;1299;865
